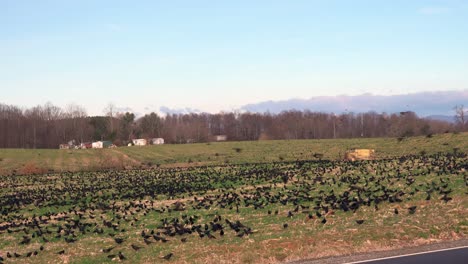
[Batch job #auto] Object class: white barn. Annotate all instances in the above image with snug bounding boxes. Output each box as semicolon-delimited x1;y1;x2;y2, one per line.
151;138;165;145
132;139;147;146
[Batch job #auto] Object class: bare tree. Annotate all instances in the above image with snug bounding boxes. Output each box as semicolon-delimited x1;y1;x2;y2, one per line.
454;105;466;131
65;103;88;143
104;103;116;133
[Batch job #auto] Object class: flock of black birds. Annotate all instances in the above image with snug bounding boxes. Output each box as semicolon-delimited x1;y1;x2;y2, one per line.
0;151;466;263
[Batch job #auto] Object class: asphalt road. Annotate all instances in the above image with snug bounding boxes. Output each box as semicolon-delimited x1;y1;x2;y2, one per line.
288;239;468;264
352;246;468;264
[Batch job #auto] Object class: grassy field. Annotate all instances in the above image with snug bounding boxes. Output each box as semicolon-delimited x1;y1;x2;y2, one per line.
0;151;467;263
0;132;467;175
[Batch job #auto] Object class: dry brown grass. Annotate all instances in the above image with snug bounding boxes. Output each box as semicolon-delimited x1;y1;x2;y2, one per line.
158;197;468;264
20;161;48;175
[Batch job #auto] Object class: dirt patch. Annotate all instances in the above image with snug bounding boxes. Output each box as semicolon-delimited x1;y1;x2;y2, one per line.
19;161;48;175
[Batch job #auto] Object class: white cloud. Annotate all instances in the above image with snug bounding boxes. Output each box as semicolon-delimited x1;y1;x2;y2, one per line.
159;106;201;115
418;7;451;15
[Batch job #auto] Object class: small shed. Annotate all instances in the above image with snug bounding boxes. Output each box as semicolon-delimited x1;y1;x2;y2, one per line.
214;135;227;141
151;138;165;145
132;139;147;146
59;144;70;149
92;141;112;149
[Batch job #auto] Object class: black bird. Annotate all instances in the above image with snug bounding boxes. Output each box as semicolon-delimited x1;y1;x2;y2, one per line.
408;206;417;214
283;223;288;229
65;236;76;243
103;246;115;253
394;208;399;215
356;220;364;225
441;195;452;203
161;253;173;260
57;250;65;255
114;237;125;244
131;244;143;251
321;218;327;224
107;254;116;259
118;252;126;260
20;236;31;245
425;193;431;201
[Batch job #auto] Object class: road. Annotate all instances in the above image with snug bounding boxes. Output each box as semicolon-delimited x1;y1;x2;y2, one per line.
350;246;468;264
288;239;468;264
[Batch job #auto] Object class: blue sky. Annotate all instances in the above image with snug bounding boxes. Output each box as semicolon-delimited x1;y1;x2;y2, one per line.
1;0;467;115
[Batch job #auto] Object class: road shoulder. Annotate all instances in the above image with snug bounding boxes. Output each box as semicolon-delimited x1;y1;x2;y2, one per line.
287;239;468;264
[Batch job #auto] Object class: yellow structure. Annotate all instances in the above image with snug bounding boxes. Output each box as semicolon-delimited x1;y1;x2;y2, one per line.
345;149;375;161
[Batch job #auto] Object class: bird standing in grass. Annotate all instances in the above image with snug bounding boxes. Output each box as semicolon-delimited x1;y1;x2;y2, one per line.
131;244;143;251
103;246;115;253
161;253;173;260
114;237;124;244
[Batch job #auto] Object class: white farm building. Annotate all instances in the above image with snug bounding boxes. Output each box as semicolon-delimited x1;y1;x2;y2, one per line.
132;139;147;146
214;135;227;141
151;138;165;145
92;141;112;149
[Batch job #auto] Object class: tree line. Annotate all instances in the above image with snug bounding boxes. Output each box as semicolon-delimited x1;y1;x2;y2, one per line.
0;102;466;149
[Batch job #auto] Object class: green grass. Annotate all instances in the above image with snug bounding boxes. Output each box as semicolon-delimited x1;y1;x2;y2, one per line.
120;132;468;165
0;132;467;175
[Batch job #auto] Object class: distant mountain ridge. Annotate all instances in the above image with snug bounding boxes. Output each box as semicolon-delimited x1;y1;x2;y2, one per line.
240;90;468;117
425;115;456;123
